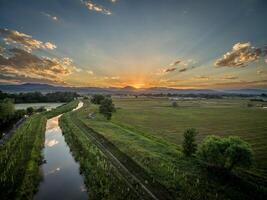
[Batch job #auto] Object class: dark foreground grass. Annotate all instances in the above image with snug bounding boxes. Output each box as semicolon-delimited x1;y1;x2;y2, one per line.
72;99;267;199
0;101;78;200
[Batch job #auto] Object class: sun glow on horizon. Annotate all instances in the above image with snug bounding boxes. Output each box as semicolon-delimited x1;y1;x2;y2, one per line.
131;83;145;89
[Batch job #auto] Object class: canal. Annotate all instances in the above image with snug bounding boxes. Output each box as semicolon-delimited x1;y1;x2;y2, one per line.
35;102;87;200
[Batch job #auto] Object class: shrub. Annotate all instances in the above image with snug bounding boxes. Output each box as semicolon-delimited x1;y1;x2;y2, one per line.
91;94;105;104
182;128;198;156
99;98;115;120
247;102;253;107
198;135;253;171
172;101;178;107
0;98;15;123
26;107;34;115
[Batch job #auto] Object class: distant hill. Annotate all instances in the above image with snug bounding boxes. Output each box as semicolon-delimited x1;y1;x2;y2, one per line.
0;83;266;95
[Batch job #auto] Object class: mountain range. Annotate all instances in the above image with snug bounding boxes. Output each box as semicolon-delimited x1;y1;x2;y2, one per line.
0;83;266;95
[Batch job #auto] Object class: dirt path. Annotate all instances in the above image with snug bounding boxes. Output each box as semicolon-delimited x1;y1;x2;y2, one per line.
69;112;174;200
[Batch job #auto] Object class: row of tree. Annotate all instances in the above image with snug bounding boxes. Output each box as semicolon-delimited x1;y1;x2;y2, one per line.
182;128;253;172
0;91;80;103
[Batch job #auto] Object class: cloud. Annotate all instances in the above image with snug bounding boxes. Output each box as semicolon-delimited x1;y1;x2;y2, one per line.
82;0;112;15
257;70;263;75
103;76;120;80
73;66;83;72
194;76;210;81
179;67;187;72
215;42;267;67
42;12;58;21
110;76;120;80
0;46;4;55
257;70;267;76
86;70;94;75
167;79;267;89
221;74;239;80
165;67;177;73
0;28;56;52
45;139;59;147
0;48;74;83
170;60;181;66
213;79;267;88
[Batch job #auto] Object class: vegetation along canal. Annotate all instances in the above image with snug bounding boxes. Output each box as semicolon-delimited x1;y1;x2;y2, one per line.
34;102;87;200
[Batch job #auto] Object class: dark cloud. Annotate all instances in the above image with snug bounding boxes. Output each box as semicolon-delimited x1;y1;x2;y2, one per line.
0;28;56;52
179;67;187;72
171;60;181;66
215;42;267;67
165;67;177;73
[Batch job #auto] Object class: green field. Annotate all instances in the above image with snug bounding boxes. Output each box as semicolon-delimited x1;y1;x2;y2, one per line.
111;98;267;170
70;97;267;199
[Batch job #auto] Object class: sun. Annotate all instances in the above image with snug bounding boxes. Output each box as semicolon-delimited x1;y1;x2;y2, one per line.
132;83;145;89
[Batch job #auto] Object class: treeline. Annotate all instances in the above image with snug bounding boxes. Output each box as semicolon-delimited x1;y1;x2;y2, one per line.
136;93;266;99
0;91;80;103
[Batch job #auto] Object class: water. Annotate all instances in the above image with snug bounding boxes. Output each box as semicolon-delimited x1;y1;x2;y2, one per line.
35;102;87;200
15;103;63;110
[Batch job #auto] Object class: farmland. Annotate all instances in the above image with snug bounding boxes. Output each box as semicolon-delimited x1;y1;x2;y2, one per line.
1;96;266;199
64;97;267;199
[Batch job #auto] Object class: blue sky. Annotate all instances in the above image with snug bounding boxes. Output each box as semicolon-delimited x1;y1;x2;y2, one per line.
0;0;267;88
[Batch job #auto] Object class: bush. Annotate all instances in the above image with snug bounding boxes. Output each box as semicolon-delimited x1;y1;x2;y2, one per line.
91;94;105;104
26;107;34;115
198;135;253;171
172;101;178;107
0;98;15;123
99;98;115;120
182;128;198;156
247;102;253;107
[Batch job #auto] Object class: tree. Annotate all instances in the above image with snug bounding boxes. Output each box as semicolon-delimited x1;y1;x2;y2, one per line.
198;135;253;171
247;102;253;107
26;107;34;115
99;98;115;120
91;94;105;104
172;101;178;107
182;128;198;156
0;99;15;123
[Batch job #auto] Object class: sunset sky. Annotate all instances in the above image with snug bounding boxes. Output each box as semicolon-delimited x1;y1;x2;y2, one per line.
0;0;267;89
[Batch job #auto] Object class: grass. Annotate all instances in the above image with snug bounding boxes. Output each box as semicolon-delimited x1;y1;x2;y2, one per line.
70;98;267;199
112;98;267;169
0;100;78;200
60;112;141;200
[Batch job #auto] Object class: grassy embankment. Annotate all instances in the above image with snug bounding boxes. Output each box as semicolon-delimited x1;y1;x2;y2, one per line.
0;100;78;200
60;112;142;200
68;98;267;200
